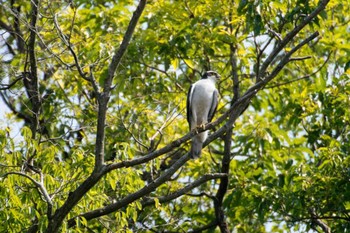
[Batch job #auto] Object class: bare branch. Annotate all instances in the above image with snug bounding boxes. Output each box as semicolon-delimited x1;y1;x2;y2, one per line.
186;192;216;200
265;31;320;84
214;120;233;233
39;127;87;144
245;31;320;95
230;44;239;103
11;2;25;53
121;119;149;150
133;60;171;79
149;107;181;152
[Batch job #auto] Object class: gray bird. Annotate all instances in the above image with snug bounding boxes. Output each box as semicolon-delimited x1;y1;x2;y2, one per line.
187;71;220;158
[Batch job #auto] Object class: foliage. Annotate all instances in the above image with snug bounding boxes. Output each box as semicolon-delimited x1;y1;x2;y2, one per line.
0;0;349;232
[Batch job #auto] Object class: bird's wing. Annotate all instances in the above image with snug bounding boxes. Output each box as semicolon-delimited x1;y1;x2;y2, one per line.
208;89;219;122
187;84;194;129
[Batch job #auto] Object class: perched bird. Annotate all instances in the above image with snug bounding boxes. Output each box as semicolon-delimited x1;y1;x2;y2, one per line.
187;71;220;158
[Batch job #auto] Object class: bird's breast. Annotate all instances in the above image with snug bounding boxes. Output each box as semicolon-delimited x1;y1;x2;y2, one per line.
191;81;216;124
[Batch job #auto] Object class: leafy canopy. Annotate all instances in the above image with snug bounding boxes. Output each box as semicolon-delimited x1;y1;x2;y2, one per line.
0;0;349;232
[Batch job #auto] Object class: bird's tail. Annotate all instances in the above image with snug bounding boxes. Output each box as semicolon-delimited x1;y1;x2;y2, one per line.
190;136;203;159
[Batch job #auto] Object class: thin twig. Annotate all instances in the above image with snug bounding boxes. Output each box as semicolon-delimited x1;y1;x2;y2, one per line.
0;75;23;90
266;53;331;89
289;55;312;61
53;13;90;82
142;173;226;207
121;120;149;150
2;171;53;218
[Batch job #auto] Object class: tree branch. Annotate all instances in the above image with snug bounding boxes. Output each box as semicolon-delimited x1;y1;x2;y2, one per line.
0;75;23;90
52;13;90;83
68;152;191;228
230;44;240;103
49;0;329;231
213;128;232;233
258;0;330;81
0;91;32;123
45;169;106;233
94;0;147;170
0;19;13;32
45;2;147;232
12;2;25;53
266;52;331;89
189;221;218;233
309;208;331;233
105;88;257;174
289;55;312;61
24;0;41;140
105;0;147;91
142;173;227;207
2;171;53;218
103;23;321;185
244;31;320;96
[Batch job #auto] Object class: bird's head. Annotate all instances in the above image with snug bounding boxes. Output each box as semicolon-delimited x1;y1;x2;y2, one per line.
202;70;221;82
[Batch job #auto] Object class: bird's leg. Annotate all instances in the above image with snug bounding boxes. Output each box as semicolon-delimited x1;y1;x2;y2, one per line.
191;124;206;134
199;123;206;130
195;123;206;133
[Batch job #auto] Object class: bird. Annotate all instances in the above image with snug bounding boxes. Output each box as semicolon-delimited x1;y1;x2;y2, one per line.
186;70;220;158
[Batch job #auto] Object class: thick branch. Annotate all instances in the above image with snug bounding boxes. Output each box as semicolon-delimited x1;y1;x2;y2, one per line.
45;169;106;233
50;1;329;231
230;44;239;103
308;208;331;233
25;0;41;140
214;122;233;233
105;89;257;174
68;153;191;228
45;2;147;232
12;2;25;53
100;29;322;228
